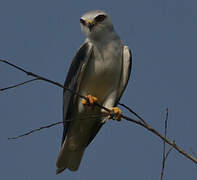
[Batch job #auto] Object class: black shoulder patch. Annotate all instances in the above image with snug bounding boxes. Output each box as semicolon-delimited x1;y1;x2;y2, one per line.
64;42;90;88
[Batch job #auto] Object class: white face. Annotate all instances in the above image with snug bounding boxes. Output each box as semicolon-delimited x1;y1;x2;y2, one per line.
80;10;114;39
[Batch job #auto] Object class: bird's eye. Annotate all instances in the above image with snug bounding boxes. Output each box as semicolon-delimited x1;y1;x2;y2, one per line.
94;15;106;23
80;19;86;25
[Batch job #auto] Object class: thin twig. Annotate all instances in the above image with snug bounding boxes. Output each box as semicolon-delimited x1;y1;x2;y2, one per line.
166;146;173;159
0;59;111;113
0;59;85;99
160;108;169;180
1;59;197;164
8;121;63;140
0;78;39;91
122;114;196;164
160;145;174;180
8;114;108;140
118;102;147;125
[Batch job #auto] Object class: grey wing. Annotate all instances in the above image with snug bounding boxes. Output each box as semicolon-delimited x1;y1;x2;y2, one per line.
116;46;132;104
61;42;93;145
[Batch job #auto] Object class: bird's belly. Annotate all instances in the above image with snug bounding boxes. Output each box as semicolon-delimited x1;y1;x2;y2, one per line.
79;57;121;103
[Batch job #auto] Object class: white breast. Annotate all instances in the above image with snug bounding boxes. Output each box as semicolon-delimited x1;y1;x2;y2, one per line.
79;39;123;104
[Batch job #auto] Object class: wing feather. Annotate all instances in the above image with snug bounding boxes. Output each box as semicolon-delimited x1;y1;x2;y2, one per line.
61;42;93;145
116;46;132;103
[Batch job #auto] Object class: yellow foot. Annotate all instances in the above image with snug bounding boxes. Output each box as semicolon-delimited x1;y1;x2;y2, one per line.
81;94;98;105
108;107;122;121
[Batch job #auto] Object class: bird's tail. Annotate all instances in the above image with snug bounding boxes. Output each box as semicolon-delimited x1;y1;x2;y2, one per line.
56;144;85;174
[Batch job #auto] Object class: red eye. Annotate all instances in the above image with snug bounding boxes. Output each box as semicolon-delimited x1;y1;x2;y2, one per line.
80;18;86;25
94;15;106;23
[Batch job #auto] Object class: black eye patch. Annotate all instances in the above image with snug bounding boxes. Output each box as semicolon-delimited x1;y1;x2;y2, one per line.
80;18;86;25
94;15;106;23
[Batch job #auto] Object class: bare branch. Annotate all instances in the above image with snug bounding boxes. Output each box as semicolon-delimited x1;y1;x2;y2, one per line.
0;59;85;99
164;108;168;138
166;146;173;159
0;59;30;74
0;78;39;91
160;108;172;180
122;114;197;164
118;102;148;125
8;121;63;140
1;59;197;164
160;145;174;180
163;108;169;164
8;114;107;140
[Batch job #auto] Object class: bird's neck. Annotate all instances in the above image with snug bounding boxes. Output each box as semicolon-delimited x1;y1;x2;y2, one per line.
87;30;120;49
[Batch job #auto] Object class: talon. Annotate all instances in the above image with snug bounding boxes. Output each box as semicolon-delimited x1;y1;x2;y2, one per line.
109;107;122;121
81;94;98;105
81;99;88;105
87;94;98;104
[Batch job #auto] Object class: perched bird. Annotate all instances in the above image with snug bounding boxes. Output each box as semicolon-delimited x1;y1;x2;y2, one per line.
56;10;132;174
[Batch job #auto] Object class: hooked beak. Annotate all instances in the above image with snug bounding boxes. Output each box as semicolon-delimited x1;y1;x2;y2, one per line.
86;19;95;31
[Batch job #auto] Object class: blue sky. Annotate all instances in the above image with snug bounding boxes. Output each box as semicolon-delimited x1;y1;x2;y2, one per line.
0;0;197;179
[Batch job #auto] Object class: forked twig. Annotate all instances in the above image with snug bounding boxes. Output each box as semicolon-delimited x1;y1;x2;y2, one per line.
160;108;173;180
118;102;147;125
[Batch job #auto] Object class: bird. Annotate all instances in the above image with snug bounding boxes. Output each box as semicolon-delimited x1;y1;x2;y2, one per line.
56;10;132;174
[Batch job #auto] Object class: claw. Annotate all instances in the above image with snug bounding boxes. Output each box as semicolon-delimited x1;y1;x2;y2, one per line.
108;107;122;121
81;94;98;105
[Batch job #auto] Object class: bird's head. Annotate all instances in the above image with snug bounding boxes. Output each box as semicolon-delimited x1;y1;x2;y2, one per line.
80;10;114;40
